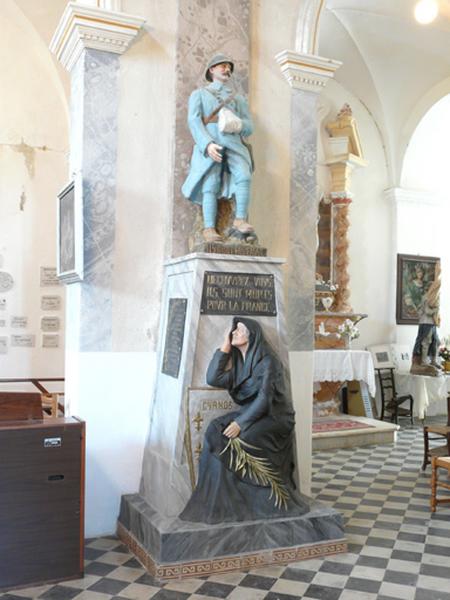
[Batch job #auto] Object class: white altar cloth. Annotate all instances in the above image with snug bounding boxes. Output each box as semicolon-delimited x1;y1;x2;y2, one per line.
314;350;376;396
395;372;450;419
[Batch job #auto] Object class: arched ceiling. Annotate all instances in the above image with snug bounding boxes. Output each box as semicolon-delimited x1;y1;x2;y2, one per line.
11;0;70;105
318;0;450;184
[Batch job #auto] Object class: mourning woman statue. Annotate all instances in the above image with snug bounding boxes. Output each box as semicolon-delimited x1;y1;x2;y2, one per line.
180;317;309;523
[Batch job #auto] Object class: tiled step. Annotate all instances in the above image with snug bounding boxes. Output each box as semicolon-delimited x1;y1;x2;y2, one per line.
312;414;399;451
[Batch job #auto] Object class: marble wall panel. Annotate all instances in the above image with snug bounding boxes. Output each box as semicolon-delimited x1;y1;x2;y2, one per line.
172;0;250;257
288;89;318;352
77;49;119;351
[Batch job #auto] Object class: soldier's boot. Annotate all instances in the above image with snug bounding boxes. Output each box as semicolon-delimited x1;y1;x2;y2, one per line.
410;355;423;375
430;354;443;370
202;227;222;243
233;219;254;234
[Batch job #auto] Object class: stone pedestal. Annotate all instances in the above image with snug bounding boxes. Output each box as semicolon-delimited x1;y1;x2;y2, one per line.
118;252;346;578
118;494;345;579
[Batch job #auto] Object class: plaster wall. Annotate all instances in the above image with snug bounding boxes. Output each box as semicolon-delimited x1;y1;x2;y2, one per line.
0;1;68;379
113;0;177;353
69;1;177;536
397;94;450;350
249;0;297;258
67;351;156;536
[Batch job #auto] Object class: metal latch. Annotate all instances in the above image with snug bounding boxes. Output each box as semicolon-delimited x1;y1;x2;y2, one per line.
44;437;62;448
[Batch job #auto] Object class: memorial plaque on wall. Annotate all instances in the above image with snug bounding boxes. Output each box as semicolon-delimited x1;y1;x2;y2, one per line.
200;271;277;316
40;266;60;287
42;334;60;348
11;334;35;348
161;298;187;378
41;295;62;311
11;316;28;328
41;316;60;332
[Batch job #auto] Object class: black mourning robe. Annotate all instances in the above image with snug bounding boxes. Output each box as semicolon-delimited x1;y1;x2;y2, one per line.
179;317;309;524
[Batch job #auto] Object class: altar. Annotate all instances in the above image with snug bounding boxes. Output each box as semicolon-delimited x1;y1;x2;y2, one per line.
395;372;450;419
313;349;376;417
312;349;397;450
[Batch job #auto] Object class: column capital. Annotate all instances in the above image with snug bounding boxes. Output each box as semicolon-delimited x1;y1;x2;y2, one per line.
330;192;353;204
50;1;145;71
275;50;341;92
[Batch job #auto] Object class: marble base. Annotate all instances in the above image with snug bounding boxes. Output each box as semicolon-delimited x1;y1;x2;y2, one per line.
312;415;398;451
192;241;267;256
117;493;346;580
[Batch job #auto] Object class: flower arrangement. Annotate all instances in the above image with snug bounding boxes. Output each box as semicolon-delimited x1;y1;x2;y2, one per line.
439;337;450;362
315;275;338;292
337;318;360;341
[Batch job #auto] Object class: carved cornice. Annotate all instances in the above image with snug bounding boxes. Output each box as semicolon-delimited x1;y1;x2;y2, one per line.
50;1;145;71
384;187;442;206
275;50;341;93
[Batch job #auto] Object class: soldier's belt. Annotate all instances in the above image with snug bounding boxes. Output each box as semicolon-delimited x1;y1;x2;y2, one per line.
202;115;218;125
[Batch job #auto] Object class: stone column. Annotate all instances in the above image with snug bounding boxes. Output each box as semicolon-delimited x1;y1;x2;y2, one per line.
50;2;145;534
332;194;353;313
275;50;341;494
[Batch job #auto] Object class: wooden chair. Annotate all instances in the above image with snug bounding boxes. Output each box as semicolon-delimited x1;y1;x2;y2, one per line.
41;393;59;418
376;368;414;425
431;456;450;511
422;395;450;470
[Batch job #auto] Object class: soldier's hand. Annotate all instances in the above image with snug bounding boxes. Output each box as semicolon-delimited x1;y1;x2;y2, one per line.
207;143;223;163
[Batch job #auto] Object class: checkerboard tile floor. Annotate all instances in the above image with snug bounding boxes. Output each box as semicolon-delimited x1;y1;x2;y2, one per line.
2;421;450;599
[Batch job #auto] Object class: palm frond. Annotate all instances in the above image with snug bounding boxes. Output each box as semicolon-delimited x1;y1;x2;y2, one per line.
220;437;289;509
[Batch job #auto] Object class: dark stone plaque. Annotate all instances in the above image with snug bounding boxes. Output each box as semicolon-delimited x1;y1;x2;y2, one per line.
162;298;187;378
200;271;277;316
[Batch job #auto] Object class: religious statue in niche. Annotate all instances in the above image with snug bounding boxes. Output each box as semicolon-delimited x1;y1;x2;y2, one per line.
179;317;309;523
182;54;258;248
410;263;442;377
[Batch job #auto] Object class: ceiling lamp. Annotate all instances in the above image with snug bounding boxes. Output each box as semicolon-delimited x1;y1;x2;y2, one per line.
414;0;439;24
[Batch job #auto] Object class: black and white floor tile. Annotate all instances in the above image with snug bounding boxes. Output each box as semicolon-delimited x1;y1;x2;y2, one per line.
3;421;450;599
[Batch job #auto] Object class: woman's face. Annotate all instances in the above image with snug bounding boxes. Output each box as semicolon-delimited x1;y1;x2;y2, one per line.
231;322;249;348
415;266;424;280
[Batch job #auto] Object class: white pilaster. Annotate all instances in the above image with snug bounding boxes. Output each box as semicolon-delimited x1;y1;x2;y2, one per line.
277;48;341;498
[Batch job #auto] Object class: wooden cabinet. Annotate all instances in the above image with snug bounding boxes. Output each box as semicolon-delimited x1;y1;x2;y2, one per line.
0;417;85;591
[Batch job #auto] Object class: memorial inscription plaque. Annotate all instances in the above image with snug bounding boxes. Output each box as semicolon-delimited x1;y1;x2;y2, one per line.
200;271;277;316
162;298;187;378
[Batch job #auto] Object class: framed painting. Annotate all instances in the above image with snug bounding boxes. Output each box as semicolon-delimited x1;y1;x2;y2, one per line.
56;173;83;283
396;254;440;324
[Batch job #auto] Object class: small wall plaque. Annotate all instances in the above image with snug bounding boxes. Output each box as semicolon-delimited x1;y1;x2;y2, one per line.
161;298;187;379
41;295;62;311
41;317;60;332
42;334;60;348
40;267;60;287
11;334;35;348
11;316;28;329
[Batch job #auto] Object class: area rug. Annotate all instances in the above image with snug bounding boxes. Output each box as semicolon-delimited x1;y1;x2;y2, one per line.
313;419;376;433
